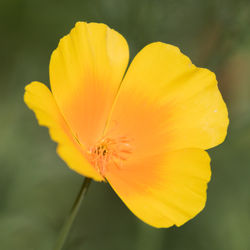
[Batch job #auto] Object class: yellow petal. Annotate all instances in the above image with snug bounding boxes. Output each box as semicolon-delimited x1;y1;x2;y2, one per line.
24;81;103;181
105;42;228;159
106;149;211;228
49;22;129;148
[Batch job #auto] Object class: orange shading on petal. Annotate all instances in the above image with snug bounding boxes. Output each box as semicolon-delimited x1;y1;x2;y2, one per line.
49;22;129;149
24;81;103;181
105;42;228;160
106;149;211;228
101;42;228;227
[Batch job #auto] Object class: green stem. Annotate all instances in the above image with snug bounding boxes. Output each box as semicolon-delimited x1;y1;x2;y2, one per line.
54;177;92;250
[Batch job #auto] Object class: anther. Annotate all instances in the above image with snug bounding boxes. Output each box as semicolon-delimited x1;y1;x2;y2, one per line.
87;136;132;176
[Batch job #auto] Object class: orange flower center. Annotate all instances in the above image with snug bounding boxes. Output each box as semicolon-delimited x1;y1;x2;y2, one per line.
87;136;132;176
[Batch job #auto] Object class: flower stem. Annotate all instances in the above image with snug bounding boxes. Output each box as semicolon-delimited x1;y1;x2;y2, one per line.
54;177;92;250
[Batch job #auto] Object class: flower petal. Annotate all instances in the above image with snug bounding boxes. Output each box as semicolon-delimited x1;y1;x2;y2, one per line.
105;42;228;157
49;22;129;148
106;148;211;228
24;81;103;181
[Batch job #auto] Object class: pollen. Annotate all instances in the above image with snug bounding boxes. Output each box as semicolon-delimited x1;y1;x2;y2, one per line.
87;136;132;176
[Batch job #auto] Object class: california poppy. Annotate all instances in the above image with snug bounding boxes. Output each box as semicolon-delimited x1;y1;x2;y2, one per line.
24;22;228;228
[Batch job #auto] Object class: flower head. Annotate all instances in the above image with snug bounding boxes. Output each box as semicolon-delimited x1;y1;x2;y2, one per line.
24;22;229;228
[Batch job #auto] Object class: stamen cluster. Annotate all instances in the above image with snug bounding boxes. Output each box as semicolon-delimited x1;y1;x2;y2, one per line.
88;136;132;176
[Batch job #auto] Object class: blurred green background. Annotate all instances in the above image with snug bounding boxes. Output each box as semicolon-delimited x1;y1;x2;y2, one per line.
1;0;250;249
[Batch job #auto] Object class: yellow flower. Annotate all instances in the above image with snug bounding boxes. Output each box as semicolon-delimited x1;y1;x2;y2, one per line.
24;22;229;228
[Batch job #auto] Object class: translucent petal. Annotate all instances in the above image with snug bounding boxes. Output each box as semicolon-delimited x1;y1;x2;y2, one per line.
49;22;129;148
24;82;103;181
106;149;211;228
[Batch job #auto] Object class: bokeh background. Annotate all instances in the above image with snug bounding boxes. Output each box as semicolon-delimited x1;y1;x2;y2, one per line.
1;0;250;249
